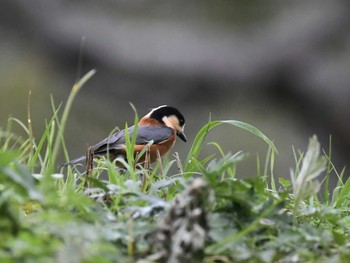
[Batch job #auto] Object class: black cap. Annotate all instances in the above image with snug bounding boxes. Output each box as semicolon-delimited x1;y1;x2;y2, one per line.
150;106;185;127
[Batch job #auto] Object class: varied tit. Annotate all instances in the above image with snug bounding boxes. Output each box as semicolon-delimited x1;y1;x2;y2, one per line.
63;105;187;167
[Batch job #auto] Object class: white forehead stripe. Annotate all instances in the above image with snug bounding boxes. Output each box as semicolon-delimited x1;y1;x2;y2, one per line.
151;105;167;112
146;105;168;117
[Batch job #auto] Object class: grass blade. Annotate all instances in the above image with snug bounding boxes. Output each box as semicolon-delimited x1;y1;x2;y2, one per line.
51;69;96;169
184;120;277;173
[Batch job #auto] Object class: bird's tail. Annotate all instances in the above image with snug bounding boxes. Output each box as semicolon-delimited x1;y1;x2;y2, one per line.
60;155;86;167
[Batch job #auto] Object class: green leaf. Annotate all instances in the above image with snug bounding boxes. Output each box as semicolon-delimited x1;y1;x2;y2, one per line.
334;173;350;208
0;151;20;166
220;120;278;154
0;163;43;202
279;177;291;189
184;120;277;173
184;121;221;173
332;230;346;246
291;135;326;209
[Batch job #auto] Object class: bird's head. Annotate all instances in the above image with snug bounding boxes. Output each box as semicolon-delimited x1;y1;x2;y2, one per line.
147;105;187;142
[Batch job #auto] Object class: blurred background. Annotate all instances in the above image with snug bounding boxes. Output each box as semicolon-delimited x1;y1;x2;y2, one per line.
1;0;350;182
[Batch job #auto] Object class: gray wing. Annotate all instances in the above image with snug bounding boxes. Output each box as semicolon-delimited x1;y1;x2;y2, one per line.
134;125;174;144
92;125;173;155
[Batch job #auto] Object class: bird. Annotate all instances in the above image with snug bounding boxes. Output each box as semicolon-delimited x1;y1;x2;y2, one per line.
63;105;187;167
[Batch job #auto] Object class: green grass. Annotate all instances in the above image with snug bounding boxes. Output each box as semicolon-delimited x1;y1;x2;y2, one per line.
1;71;350;263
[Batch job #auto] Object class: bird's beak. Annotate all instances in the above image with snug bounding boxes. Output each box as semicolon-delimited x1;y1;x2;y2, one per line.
177;131;187;142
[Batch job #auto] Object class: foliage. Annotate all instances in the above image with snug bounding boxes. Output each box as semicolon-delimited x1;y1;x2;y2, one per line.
1;71;350;263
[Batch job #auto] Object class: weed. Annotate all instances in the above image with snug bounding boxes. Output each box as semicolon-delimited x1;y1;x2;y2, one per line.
1;71;349;263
